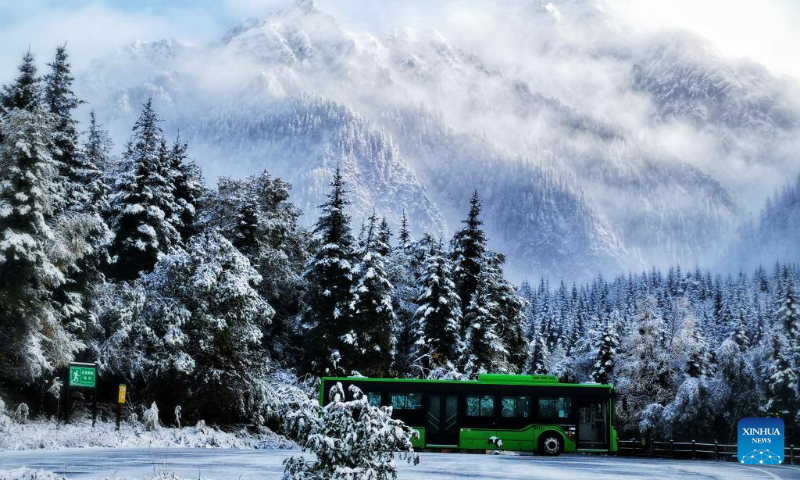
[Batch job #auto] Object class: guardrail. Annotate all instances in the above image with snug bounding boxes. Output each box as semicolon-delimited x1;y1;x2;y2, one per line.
617;439;797;464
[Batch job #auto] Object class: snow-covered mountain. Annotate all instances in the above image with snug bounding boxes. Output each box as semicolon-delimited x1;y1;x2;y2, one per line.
73;0;800;281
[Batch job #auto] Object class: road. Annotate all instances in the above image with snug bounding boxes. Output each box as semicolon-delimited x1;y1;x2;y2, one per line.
1;448;799;480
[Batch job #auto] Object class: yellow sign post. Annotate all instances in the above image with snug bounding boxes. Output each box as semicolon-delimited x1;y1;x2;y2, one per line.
116;384;126;431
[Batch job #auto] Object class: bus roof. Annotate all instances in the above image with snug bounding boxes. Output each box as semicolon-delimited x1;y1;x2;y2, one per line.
321;374;613;389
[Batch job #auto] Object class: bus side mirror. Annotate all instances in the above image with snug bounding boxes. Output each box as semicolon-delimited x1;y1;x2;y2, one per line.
622;397;628;412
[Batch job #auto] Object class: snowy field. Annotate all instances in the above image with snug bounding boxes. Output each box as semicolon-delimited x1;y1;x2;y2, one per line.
0;419;293;451
1;449;799;480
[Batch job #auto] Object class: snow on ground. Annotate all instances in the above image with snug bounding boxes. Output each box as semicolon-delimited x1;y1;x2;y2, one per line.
2;449;799;480
0;419;294;452
0;468;66;480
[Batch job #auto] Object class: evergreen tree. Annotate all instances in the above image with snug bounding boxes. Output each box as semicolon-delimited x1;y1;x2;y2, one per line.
44;50;111;351
713;334;760;439
615;295;677;433
591;315;619;384
167;134;202;241
1;51;40;113
763;335;799;427
525;334;549;375
106;100;180;281
349;213;395;376
0;106;78;381
302;168;357;376
484;252;528;372
412;240;462;374
387;214;417;376
205;171;307;364
462;269;504;374
99;231;274;423
451;191;487;333
775;267;800;347
81;111;114;214
283;383;419;480
398;209;412;255
44;45;85;211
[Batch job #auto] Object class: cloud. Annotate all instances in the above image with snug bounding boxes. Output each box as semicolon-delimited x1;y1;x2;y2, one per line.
0;1;226;74
610;0;800;79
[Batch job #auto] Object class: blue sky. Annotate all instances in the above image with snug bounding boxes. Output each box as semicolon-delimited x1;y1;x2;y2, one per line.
1;0;799;78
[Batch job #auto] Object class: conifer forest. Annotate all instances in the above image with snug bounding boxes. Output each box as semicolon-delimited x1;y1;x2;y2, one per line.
1;42;798;450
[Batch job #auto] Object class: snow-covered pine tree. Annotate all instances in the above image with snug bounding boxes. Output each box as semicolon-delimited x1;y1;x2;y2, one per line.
451;191;487;335
0;103;78;381
775;266;800;352
412;240;462;375
167;134;203;241
349;212;395;376
462;268;504;375
283;382;419;480
670;298;713;379
302;167;357;376
43;45;85;212
377;218;392;257
99;230;274;423
524;334;549;375
484;252;528;372
203;171;307;363
80;111;114;215
44;49;112;351
106;100;180;281
763;334;799;428
590;314;619;384
0;51;40;114
615;295;678;433
763;269;800;430
398;209;412;255
662;302;715;439
712;329;760;439
386;211;418;376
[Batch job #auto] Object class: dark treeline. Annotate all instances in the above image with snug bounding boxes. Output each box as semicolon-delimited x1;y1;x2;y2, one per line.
0;47;797;443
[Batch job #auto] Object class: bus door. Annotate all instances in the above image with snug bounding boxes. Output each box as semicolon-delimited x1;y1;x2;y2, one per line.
426;393;459;446
577;397;608;449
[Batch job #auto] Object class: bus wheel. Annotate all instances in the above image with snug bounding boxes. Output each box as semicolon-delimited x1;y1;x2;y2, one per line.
539;432;563;456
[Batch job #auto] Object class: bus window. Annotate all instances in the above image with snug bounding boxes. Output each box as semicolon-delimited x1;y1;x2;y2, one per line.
538;397;572;419
390;393;422;410
366;392;381;407
466;395;495;417
501;396;531;418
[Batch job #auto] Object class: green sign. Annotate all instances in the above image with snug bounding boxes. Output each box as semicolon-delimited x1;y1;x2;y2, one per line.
69;363;96;388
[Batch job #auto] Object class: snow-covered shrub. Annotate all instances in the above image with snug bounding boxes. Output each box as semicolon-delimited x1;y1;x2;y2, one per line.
174;406;182;428
283;382;419;480
142;402;161;431
248;371;313;428
127;411;139;425
13;403;29;424
424;361;465;381
46;378;62;401
0;468;66;480
0;398;11;432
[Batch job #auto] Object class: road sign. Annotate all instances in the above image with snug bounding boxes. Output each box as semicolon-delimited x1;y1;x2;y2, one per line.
118;384;127;404
68;363;96;388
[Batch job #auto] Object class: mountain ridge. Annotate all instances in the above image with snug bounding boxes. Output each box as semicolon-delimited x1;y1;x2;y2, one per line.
71;0;800;281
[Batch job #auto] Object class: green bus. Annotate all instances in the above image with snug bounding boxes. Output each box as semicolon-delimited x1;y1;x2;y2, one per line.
320;374;618;456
